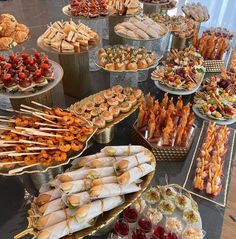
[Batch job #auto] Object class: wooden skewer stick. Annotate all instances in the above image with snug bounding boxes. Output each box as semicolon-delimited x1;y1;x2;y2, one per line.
10;130;30;137
27;147;57;151
39;127;69;131
0;116;12;119
0;144;18;147
0;161;24;167
0;151;16;156
35;122;61;128
20;104;43;113
33;113;56;125
0;119;15;123
31;101;52;110
8;163;41;174
34;112;61;119
19;140;47;146
8;152;40;157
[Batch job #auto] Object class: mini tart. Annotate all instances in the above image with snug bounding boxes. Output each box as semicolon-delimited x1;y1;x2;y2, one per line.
107;97;119;106
104;89;114;99
143;187;161;204
75;106;85;114
161;186;177;200
98;48;106;55
182;227;203;239
109;106;120;117
111;85;123;94
93;95;105;105
165;217;183;235
137;59;148;69
92;117;106;128
145;207;163;225
83;112;92;120
175;194;189;211
123;86;132;96
146;57;154;66
85;101;95;111
99;102;108;111
100;57;108;67
183;209;200;224
115;62;126;71
126;95;137;106
105;62;115;71
159;199;175;215
90;108;102;117
98;52;107;60
127;62;138;71
149;52;155;60
134;89;142;99
115;93;126;102
101;110;113;122
120;102;132;113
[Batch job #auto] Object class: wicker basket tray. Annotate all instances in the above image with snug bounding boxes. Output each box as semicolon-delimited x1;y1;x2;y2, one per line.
131;122;196;161
204;60;225;73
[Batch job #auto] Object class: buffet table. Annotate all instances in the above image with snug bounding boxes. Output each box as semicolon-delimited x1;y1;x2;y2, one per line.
0;1;236;239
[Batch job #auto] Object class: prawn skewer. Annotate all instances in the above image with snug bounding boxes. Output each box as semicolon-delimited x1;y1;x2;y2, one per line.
8;163;41;174
35;122;61;128
20;104;43;113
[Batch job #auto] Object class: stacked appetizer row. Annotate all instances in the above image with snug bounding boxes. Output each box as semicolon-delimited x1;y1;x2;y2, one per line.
137;93;195;147
69;85;143;130
182;2;209;22
194;70;236;121
97;46;156;71
106;0;139;16
0;52;54;93
151;48;205;91
112;185;203;239
193;123;229;196
30;145;155;239
0;14;29;50
0;104;95;173
40;20;99;53
115;16;168;40
193;30;231;60
69;0;108;17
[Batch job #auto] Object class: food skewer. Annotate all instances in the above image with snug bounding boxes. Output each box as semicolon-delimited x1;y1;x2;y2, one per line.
26;147;57;151
39;128;69;132
35;122;61;128
20;104;43;113
8;163;41;174
0;161;24;167
31;101;52;110
8;152;40;157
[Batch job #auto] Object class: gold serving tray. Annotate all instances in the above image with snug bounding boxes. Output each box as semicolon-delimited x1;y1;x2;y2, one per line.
0;118;97;176
14;150;156;239
69;88;142;135
204;60;225;73
131;121;196;161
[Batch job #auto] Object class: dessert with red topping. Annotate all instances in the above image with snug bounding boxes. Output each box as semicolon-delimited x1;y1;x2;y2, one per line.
0;52;54;93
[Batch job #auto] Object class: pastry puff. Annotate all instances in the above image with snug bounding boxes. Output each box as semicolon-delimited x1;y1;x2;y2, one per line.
0;37;15;50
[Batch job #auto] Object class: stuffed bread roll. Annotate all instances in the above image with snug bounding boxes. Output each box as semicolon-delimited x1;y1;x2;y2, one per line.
90;183;140;199
75;196;124;222
117;163;155;185
35;208;75;230
85;157;115;168
71;152;105;169
101;145;145;156
115;151;152;173
92;176;117;186
37;198;65;216
58;167;115;182
35;189;61;206
63;191;90;208
60;179;92;194
36;218;92;239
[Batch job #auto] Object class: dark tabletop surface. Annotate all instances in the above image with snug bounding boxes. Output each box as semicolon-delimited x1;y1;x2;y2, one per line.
0;1;236;239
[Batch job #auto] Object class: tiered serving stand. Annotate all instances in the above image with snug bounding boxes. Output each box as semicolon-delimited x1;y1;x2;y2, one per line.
37;35;100;99
62;5;108;71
